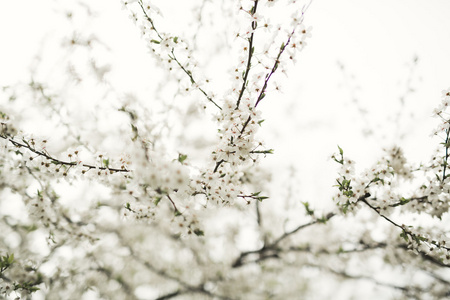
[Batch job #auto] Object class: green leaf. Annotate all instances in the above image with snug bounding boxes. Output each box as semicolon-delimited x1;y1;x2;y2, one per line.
193;229;204;236
173;36;178;43
154;197;161;206
22;224;38;232
399;197;410;205
302;201;314;216
338;145;344;156
150;39;160;44
412;234;427;244
343;190;354;197
178;153;187;164
103;158;109;167
317;216;328;224
341;201;350;214
0;253;14;272
333;157;344;164
400;231;409;242
7;253;14;264
251;149;274;154
341;179;352;190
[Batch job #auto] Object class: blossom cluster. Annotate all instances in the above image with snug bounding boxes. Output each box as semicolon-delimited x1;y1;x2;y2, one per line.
213;98;262;165
0;254;42;299
0;1;315;243
332;146;395;211
332;89;450;267
2;1;450;299
122;0;220;110
1;131;130;181
116;0;313;214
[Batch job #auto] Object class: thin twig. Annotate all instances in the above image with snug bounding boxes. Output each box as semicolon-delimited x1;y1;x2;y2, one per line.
137;0;221;110
236;0;259;109
232;212;335;268
170;50;222;110
1;135;129;173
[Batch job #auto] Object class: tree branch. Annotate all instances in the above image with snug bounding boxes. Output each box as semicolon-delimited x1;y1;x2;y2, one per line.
232;212;335;268
1;134;129;173
236;0;259;109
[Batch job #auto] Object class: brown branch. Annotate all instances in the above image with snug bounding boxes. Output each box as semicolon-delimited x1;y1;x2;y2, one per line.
273;212;335;246
253;0;312;108
361;199;450;253
254;31;292;108
232;212;335;268
119;235;233;300
154;290;182;300
238;11;304;135
307;263;423;300
443;123;450;181
170;50;222;110
236;0;259;109
213;159;225;173
2;135;129;173
137;1;221;110
166;194;180;215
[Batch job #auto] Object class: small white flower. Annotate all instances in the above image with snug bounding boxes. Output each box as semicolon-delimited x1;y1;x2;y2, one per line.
298;24;313;40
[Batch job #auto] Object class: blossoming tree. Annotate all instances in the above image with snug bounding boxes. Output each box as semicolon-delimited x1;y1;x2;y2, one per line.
1;0;449;299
